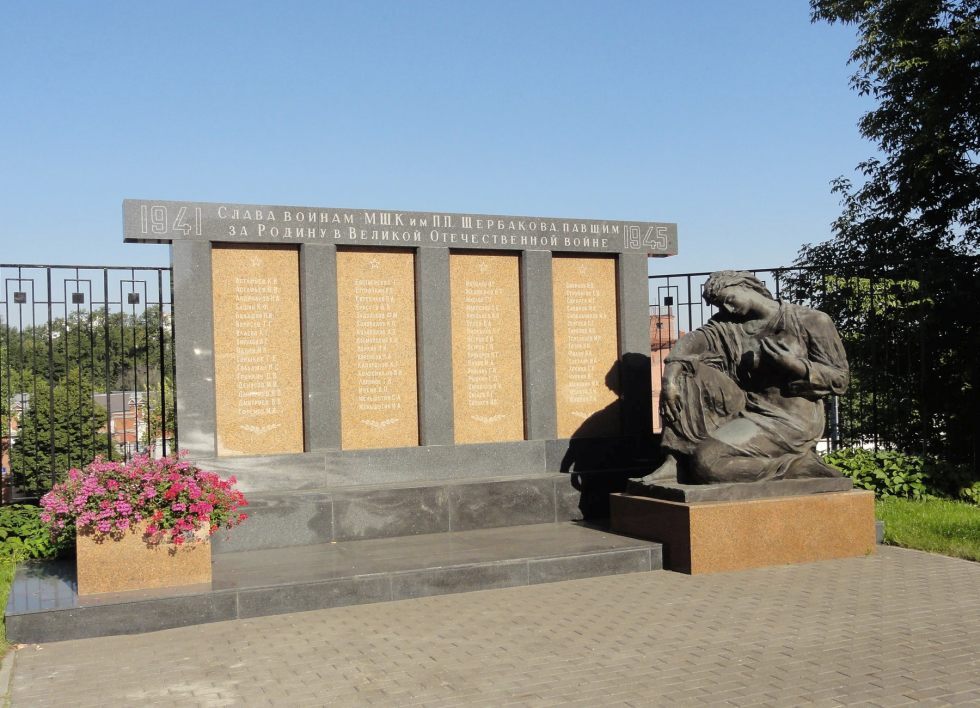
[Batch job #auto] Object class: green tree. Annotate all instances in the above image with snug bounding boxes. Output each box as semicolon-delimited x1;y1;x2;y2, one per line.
9;369;111;496
799;0;980;467
809;0;980;258
4;305;174;395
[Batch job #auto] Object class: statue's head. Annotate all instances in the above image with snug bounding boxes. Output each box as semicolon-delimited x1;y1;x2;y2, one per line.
702;271;774;309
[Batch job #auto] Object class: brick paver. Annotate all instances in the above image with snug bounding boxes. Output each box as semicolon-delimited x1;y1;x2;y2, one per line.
8;546;980;706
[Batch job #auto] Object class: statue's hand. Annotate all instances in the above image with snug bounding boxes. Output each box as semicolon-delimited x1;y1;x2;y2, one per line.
661;381;682;424
760;337;806;378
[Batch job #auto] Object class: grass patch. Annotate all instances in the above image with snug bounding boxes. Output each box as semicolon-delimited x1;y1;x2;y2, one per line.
877;497;980;562
0;560;15;652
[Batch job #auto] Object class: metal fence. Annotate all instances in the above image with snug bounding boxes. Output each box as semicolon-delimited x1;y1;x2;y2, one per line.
649;262;978;467
1;264;175;502
2;259;973;502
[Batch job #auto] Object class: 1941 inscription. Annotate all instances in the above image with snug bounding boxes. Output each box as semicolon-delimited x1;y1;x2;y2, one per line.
123;199;677;256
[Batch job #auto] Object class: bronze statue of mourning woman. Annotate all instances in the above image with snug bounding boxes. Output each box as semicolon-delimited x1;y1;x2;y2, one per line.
637;270;849;489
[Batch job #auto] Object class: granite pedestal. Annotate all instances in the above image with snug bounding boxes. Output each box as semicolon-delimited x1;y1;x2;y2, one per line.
610;488;875;575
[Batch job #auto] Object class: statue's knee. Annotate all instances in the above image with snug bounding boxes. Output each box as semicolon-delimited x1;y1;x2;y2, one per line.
690;441;727;483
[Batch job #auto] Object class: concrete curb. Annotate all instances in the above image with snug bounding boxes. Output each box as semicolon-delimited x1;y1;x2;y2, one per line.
0;648;16;708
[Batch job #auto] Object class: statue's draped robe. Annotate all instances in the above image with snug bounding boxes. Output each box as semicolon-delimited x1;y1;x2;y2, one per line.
663;301;849;482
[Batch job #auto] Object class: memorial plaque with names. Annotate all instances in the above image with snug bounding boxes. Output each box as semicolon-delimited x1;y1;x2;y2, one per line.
449;252;525;444
211;245;304;456
552;256;621;438
336;248;420;450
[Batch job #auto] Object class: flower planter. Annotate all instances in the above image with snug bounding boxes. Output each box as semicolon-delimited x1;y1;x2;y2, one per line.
42;453;245;595
75;521;212;595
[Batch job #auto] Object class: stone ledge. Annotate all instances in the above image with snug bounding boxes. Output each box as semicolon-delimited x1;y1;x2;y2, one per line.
626;476;854;503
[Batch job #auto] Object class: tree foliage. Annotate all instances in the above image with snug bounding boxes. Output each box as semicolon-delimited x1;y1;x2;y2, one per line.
799;1;980;468
9;369;111;495
2;305;175;496
2;307;173;393
810;0;980;258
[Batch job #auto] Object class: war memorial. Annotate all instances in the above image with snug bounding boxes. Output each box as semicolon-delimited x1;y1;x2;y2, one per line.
4;199;875;642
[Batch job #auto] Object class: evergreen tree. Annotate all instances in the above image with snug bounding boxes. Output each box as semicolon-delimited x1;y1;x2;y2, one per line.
9;369;111;495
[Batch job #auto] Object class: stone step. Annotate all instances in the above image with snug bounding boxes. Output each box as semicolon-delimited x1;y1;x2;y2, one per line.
211;473;587;554
6;522;662;644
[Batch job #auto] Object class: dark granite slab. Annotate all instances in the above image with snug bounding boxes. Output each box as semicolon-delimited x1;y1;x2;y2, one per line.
332;485;450;541
211;491;333;553
212;474;587;553
528;547;661;585
626;476;854;502
448;478;557;531
192;437;654;493
6;523;661;643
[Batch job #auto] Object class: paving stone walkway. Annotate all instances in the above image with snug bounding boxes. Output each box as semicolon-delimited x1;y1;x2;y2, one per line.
7;546;979;707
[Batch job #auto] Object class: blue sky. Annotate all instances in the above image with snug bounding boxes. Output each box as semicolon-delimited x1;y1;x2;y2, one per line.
0;1;870;274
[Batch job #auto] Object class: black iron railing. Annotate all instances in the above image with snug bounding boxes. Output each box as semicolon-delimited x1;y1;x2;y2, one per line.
3;259;973;501
1;264;175;502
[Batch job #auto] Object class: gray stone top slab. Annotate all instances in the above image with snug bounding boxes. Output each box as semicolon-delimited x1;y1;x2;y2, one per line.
123;199;677;255
625;476;854;503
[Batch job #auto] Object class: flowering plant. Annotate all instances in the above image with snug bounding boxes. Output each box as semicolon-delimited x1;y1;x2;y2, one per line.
40;453;248;546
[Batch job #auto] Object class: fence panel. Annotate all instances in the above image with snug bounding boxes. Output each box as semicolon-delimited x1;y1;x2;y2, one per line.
3;259;971;501
1;264;175;502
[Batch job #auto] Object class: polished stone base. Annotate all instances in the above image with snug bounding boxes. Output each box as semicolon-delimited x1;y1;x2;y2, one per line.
76;522;211;595
6;522;662;643
196;436;651;492
211;473;583;554
626;476;854;503
610;490;875;575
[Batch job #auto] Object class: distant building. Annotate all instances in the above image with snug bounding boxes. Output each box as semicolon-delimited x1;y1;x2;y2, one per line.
1;393;30;502
92;391;172;459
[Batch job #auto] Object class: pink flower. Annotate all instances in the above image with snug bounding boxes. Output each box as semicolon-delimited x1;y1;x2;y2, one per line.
39;452;247;546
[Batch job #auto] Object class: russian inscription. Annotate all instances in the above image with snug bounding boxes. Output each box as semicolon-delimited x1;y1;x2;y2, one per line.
123;199;677;256
211;245;304;456
552;256;621;438
336;248;420;450
449;253;525;444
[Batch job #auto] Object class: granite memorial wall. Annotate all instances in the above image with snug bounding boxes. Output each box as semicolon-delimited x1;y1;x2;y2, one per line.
124;199;677;490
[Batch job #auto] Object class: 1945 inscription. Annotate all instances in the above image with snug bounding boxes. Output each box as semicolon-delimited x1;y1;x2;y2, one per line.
123;199;677;256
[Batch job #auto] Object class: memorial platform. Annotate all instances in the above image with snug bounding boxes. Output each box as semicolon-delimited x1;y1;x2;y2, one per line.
610;489;876;575
5;521;662;644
